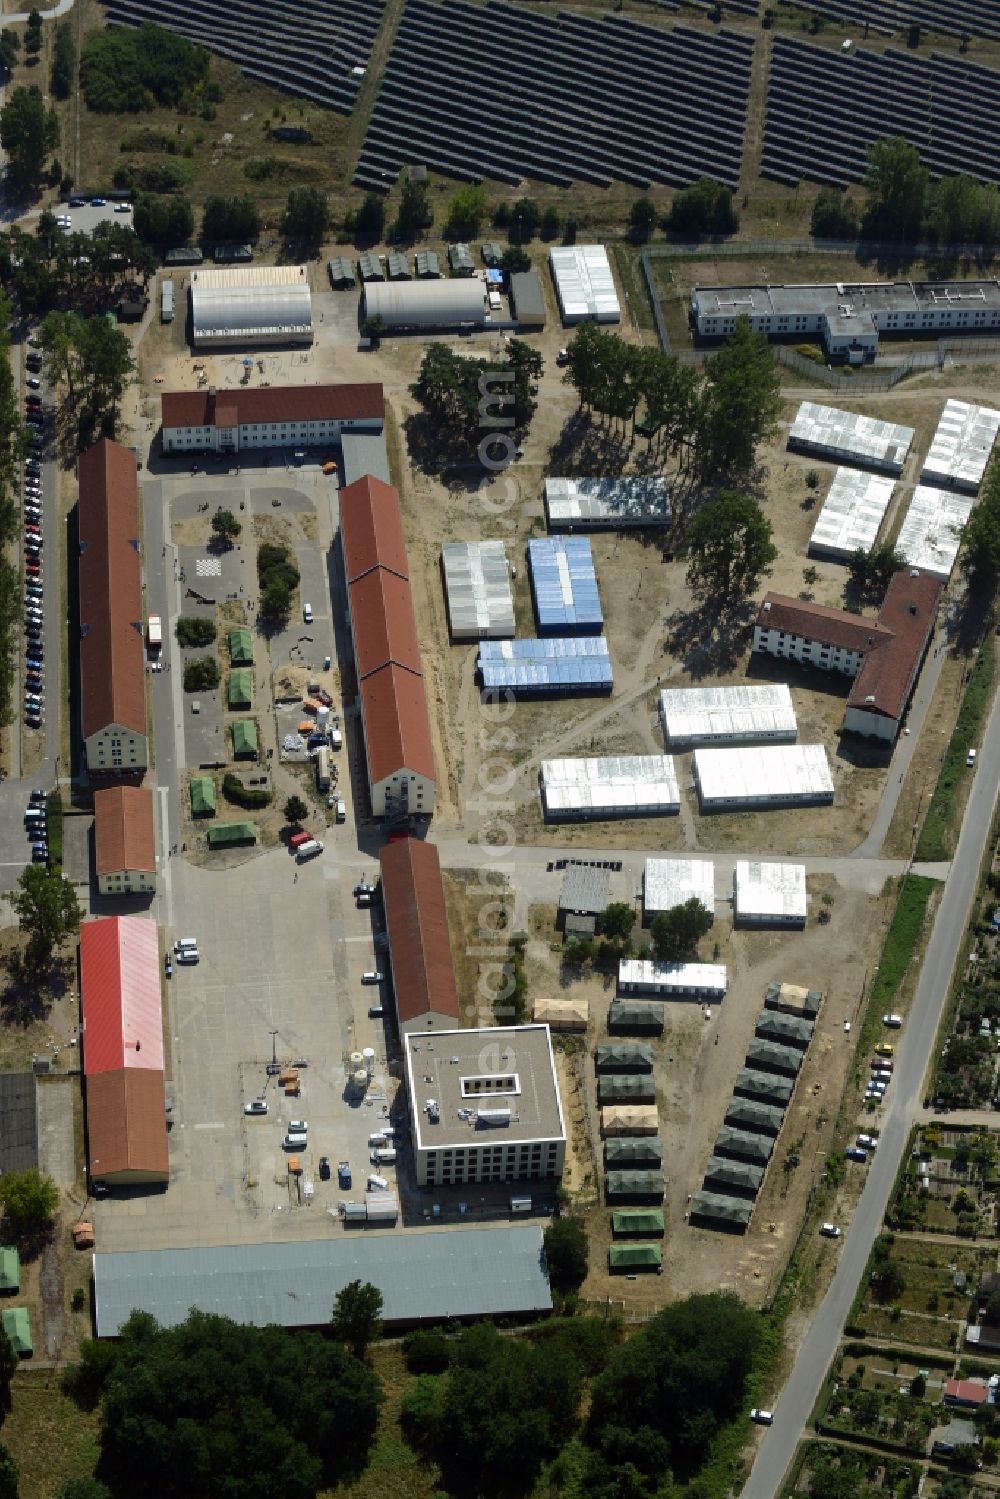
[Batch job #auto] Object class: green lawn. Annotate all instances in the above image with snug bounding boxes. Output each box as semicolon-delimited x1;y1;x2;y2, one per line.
916;641;996;862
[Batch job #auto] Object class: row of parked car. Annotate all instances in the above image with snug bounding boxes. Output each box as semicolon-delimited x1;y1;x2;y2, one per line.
22;358;45;732
24;789;49;864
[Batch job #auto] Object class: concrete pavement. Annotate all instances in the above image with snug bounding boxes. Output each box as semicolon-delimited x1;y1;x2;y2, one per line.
744;660;1000;1499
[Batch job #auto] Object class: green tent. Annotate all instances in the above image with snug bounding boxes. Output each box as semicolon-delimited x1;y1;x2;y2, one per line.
228;627;253;665
609;1244;662;1273
3;1306;32;1356
227;669;253;710
231;719;258;758
207;822;257;849
612;1209;664;1239
189;776;217;817
0;1248;19;1293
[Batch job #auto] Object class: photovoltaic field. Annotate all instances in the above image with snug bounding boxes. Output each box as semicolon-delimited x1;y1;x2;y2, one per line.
787;0;1000;41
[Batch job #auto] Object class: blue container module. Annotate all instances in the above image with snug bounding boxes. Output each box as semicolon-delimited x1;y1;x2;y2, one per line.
528;536;603;633
477;636;612;697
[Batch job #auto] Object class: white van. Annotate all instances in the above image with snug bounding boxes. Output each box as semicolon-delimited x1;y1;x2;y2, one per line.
303;602;313;623
335;798;346;823
176;948;200;965
371;1148;396;1166
174;937;198;952
283;1133;308;1150
295;839;323;862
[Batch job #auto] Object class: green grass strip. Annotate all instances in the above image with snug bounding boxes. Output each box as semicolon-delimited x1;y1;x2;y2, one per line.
916;641;995;862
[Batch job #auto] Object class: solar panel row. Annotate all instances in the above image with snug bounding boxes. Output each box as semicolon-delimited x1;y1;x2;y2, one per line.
789;0;1000;42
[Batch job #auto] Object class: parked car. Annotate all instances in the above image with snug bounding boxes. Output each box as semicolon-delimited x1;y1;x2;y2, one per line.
820;1223;841;1238
967;747;977;766
114;202;132;213
845;1146;868;1162
243;1099;268;1116
353;882;376;897
882;1012;903;1027
26;377;41;390
749;1410;773;1426
90;197;107;206
361;971;383;985
875;1043;894;1057
289;1119;308;1134
30;845;47;861
318;1156;331;1181
164;953;172;978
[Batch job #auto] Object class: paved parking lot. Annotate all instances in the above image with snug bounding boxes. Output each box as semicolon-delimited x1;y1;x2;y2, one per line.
59;202;134;237
94;838;393;1250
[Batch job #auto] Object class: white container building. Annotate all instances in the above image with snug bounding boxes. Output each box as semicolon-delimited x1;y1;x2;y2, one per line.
693;744;834;810
441;541;515;640
549;245;620;324
618;959;727;1000
788;401;914;474
540;756;680;821
895;484;974;580
808;468;895;561
921;399;1000;493
733;861;807;927
643;858;715;919
544;476;670;531
659;683;796;749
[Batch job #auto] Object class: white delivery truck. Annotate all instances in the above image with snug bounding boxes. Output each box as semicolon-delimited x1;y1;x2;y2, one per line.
295;839;324;863
147;615;162;652
371;1148;397;1166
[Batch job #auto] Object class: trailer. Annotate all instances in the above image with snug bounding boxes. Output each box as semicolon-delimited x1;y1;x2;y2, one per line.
147;615;162;651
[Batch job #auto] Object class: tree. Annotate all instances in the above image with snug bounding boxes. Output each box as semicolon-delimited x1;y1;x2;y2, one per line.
182;656;220;692
210;506;241;545
509;197;541;243
80;23;211;112
846;541;905;598
0;86;49;196
650;898;714;962
961;463;1000;589
872;1257;906;1303
665;177;738;236
0;1168;58;1239
927;174;1000;247
628;196;657;242
355;192;385;240
685;490;776;601
10;865;81;969
259;578;292;627
133;193;195;249
863;135;929;241
0;1327;16;1413
0;29;19;75
445;184;487;239
500;244;530;275
402;1328;451;1374
541;205;560;241
599;902;634;942
98;1309;381;1497
331;1279;383;1358
394;174;431;241
24;7;42;58
0;1446;17;1499
75;315;135;434
281;185;329;246
57;1482;111;1499
543;1218;589;1293
50;23;75;100
694;316;782;481
811;186;859;239
283;794;308;827
201;194;260;249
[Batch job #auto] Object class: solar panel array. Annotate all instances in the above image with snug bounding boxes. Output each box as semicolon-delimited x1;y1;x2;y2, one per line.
477;637;612;695
102;0;385;114
763;37;1000;187
528;537;603;633
354;1;753;192
789;0;1000;41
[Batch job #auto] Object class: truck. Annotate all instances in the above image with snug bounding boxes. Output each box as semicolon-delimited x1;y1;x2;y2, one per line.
147;614;162;651
371;1147;397;1166
337;1161;352;1190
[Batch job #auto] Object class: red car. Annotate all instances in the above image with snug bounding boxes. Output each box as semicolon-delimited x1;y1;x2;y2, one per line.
25;562;40;575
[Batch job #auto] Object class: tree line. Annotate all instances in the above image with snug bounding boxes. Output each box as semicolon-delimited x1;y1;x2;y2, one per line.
0;218;156;318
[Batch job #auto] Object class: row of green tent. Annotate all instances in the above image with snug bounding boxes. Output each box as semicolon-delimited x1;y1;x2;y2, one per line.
609;1208;664;1274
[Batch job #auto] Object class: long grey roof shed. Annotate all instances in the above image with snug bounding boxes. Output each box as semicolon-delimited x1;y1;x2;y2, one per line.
745;1038;804;1078
703;1156;764;1198
510;270;546;326
596;1043;654;1075
733;1068;795;1107
754;1010;815;1050
604;1137;663;1168
608;1000;665;1035
725;1098;786;1137
714;1127;774;1166
691;1191;752;1233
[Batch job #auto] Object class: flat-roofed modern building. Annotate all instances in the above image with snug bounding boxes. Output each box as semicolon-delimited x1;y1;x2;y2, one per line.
693;745;834;810
922;399;1000;493
441;541;515;640
895;484;974;580
544;477;670;531
643;858;715;919
404;1025;566;1188
809;468;895;561
540;756;678;820
190;264;313;347
733;861;807;927
788;401;914;473
618;959;727;1000
161;383;384;455
549;245;620;324
93;785;156;896
691;279;1000;361
659;684;796;749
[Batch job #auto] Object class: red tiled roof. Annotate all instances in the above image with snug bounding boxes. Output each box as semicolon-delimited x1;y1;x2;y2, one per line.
360;664;436;788
379;838;460;1028
848;569;942;721
339;474;409;582
78;440;145;739
944;1378;988;1405
756;593;894;654
93;786;156;876
86;1068;169;1182
80;916;164;1076
348;568;422;680
160;383;384;431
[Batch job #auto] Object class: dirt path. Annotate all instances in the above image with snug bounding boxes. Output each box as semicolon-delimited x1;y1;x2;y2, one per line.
39;1235;65;1360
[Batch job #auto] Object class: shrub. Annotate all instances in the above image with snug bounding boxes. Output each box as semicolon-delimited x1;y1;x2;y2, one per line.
402;1329;451;1374
223;773;269;809
175;616;217;648
183;656;220;693
45;788;63;866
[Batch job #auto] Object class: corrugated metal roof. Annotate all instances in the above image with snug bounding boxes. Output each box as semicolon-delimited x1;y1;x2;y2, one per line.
190;264;313;343
544;476;669;530
549;245;620;323
86;1068;169;1183
93;786;156;877
341;432;392;489
896;483;974;579
734;860;807;922
80;916;163;1075
478;637;612;695
558;863;610;914
809;468;895;560
541;756;677;818
510;270;546;322
922;399;1000;492
339;474;409;582
78;439;145;740
379;838;459;1028
448;242;474;273
441;541;514;639
364;278;485;329
789;401;914;473
93;1226;552;1336
693;745;834;807
643;858;715;914
414;250;441;278
529;536;603;631
659;684;797;748
618;959;727;996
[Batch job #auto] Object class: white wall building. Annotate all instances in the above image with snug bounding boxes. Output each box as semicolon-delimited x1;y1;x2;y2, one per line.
788;401;914;474
921;399;1000;493
659;683;796;749
405;1026;566;1188
693;745;834;810
643;858;715;919
549;245;620;324
161;383;384;455
808;468;895;561
895;484;974;580
540;756;679;821
441;541;515;640
544;476;670;530
733;861;807;927
618;960;728;1000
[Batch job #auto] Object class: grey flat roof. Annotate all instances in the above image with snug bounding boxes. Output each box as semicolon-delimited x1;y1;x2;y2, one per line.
406;1025;565;1151
341;431;391;488
559;863;611;915
694;280;1000;318
93;1226;551;1336
0;1074;37;1174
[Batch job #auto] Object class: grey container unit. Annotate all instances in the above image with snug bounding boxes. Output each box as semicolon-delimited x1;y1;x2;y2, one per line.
481;241;503;267
387;251;411;281
605;1170;666;1203
691;1191;752;1234
725;1098;786;1138
597;1074;656;1105
327;256;355;287
608;1000;665;1036
714;1127;773;1166
604;1137;663;1169
754;1010;814;1051
595;1043;654;1075
702;1156;764;1199
415;249;441;278
357;251;383;282
744;1038;804;1078
449;242;475;275
733;1068;794;1107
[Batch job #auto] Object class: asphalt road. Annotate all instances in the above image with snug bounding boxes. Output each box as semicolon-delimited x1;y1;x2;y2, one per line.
744;677;1000;1499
